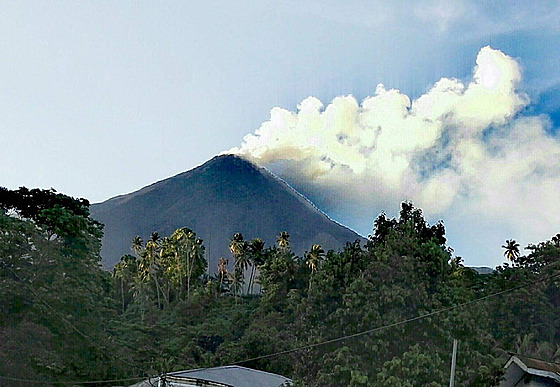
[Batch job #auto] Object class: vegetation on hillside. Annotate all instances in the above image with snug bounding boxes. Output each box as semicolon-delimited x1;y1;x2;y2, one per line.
1;187;559;386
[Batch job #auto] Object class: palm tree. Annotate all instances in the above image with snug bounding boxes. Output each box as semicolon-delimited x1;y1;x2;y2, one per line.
502;239;521;261
305;244;324;293
248;238;265;294
143;239;164;308
234;254;251;294
149;231;160;243
229;268;244;299
113;259;127;313
131;235;166;314
113;254;138;313
229;233;246;257
306;244;324;274
130;236;153;315
230;233;250;294
217;258;229;295
170;228;206;300
131;235;144;257
277;231;290;250
157;237;174;305
134;236;170;308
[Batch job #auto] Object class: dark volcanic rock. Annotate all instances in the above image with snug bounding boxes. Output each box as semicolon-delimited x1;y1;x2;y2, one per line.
91;154;364;270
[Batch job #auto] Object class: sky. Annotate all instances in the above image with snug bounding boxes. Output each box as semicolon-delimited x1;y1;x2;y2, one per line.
1;1;560;267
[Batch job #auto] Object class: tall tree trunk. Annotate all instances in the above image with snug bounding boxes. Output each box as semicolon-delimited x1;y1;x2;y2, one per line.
166;285;170;305
121;279;125;314
161;282;169;305
180;253;184;299
218;273;223;299
186;253;194;300
153;275;162;309
248;265;255;295
187;274;190;300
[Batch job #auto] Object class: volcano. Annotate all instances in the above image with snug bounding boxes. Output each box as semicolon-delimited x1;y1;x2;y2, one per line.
90;154;364;270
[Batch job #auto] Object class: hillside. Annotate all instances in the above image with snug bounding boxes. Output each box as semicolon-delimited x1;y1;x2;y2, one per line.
90;154;364;269
3;187;559;386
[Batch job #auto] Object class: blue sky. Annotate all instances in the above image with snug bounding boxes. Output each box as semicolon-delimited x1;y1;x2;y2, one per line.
2;1;559;267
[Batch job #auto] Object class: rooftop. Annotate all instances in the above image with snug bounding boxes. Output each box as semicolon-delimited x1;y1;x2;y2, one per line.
503;354;560;384
130;365;292;387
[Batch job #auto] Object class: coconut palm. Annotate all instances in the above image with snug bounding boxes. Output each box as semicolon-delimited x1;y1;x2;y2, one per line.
306;244;324;274
217;257;229;295
170;228;206;300
113;257;129;313
277;231;290;250
502;239;521;262
170;228;189;297
229;268;244;299
131;235;144;257
156;237;175;305
159;236;178;286
113;262;124;309
247;238;265;294
143;239;165;308
305;244;324;293
149;231;160;243
230;233;250;294
130;236;152;312
229;233;246;257
234;254;251;294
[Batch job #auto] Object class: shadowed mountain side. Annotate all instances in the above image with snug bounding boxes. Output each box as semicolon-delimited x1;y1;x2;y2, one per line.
90;154;365;270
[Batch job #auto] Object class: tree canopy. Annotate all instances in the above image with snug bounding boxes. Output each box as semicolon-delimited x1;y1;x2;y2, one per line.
1;190;559;386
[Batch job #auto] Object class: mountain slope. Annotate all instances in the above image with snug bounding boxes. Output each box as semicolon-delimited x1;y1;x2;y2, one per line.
91;154;364;269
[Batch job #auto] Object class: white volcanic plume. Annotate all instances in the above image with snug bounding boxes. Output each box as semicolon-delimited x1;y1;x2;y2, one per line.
230;46;560;262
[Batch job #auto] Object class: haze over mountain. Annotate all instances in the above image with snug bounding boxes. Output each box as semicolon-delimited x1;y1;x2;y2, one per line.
91;154;364;269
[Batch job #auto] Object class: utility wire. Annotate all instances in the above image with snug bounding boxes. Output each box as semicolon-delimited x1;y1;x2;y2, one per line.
2;263;558;384
230;271;560;365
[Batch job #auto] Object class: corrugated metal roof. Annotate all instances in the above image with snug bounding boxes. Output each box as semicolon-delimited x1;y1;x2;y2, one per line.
167;365;291;387
504;354;560;383
129;366;292;387
515;355;560;376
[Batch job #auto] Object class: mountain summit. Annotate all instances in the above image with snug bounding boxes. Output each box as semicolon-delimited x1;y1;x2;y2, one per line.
91;154;364;269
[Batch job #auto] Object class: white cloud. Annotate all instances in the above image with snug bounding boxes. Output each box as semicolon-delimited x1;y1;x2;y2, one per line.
229;46;560;264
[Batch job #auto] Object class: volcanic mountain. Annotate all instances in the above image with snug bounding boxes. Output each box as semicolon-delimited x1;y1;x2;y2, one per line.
91;154;364;270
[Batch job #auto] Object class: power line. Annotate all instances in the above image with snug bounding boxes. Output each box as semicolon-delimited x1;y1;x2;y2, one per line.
230;271;560;365
2;271;557;385
2;260;558;384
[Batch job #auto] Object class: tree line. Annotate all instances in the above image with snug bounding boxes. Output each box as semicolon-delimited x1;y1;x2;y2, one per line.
1;187;559;386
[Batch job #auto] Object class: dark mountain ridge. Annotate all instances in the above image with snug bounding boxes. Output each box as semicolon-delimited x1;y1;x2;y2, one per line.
91;154;364;270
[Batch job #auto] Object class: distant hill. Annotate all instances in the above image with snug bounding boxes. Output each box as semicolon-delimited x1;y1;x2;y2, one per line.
470;266;495;275
91;154;364;270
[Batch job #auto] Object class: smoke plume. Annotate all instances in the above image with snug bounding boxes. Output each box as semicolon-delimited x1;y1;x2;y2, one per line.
230;46;560;263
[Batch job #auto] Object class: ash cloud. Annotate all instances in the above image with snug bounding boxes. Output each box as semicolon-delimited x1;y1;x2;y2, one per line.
230;47;560;263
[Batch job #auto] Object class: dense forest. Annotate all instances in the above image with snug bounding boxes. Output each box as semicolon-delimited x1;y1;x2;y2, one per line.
0;187;559;386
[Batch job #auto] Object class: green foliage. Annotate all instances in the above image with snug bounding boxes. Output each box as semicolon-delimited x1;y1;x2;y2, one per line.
369;201;446;248
0;187;123;384
376;344;446;386
0;186;103;253
2;193;559;386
